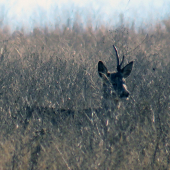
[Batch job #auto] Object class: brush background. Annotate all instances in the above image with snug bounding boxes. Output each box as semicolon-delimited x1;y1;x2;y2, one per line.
0;11;170;170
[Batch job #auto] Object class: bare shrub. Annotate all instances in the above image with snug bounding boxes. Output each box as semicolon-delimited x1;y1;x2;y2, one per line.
0;22;170;169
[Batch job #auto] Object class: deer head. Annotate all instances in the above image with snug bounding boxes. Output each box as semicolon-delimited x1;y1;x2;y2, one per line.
98;45;133;100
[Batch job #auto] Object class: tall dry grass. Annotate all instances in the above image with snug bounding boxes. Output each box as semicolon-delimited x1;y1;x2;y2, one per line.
0;18;170;169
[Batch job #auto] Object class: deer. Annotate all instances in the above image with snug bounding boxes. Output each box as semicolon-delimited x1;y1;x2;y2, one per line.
98;45;133;110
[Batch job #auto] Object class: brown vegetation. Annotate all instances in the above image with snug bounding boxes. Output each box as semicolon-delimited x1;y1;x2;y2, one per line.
0;19;170;169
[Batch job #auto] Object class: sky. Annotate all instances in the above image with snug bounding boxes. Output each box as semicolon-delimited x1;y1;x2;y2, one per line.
0;0;169;33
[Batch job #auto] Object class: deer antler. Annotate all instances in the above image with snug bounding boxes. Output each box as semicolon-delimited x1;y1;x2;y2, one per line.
113;45;124;72
120;55;124;68
113;45;119;68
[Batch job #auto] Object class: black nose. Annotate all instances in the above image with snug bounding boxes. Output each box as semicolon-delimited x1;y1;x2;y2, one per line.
120;91;129;98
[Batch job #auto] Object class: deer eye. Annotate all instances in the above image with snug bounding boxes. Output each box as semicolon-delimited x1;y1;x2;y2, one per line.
112;83;117;87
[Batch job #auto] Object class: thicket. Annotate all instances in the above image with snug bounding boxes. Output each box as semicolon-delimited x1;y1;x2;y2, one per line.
0;18;170;169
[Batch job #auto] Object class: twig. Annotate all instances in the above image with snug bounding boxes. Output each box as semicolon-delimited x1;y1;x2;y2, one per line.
54;143;71;170
127;34;148;55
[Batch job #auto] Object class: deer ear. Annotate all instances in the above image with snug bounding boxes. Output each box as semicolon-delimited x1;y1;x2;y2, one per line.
121;61;133;78
98;61;108;77
99;72;111;85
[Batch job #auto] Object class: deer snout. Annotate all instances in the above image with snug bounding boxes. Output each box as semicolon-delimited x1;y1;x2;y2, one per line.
120;84;129;98
120;91;129;98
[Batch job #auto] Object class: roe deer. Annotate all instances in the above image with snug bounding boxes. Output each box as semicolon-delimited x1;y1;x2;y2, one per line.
98;45;133;109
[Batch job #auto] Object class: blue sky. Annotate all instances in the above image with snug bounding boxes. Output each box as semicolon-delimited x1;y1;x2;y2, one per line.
0;0;169;32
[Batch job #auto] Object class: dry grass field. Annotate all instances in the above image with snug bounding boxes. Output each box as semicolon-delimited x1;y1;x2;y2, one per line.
0;19;170;169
